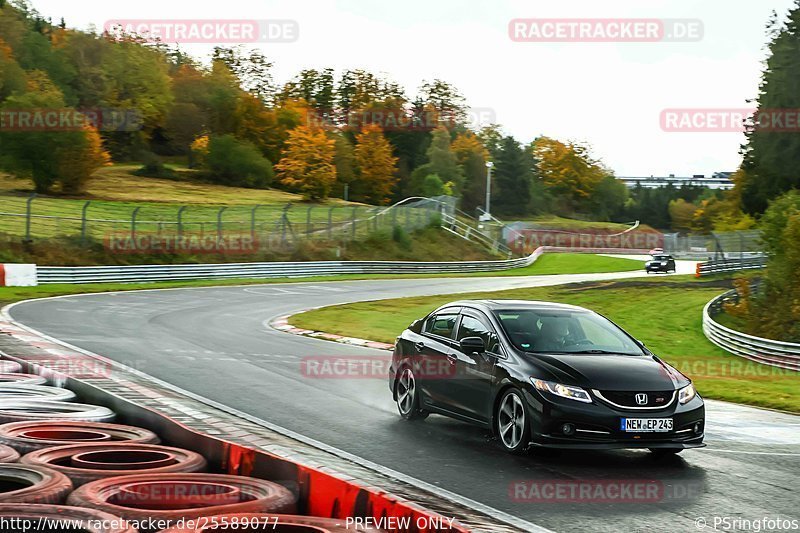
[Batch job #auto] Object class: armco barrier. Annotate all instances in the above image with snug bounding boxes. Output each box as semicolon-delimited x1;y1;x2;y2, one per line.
695;256;767;277
34;246;650;285
702;289;800;372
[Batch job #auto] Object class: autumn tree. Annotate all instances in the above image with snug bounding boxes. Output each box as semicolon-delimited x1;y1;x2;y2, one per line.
738;191;800;341
419;79;467;128
668;198;697;232
0;37;26;100
452;131;489;213
354;124;398;204
409;126;463;196
533;137;608;210
57;124;111;193
0;71;109;193
275;125;337;201
212;46;275;103
332;133;356;198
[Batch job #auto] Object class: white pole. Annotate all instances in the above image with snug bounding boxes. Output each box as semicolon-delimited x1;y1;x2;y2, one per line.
485;161;494;218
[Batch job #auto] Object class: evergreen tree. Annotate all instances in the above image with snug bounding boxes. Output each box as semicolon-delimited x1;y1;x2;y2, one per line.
493;136;533;216
740;1;800;213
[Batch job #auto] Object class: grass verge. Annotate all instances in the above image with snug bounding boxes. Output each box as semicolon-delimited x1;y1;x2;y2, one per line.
0;253;644;309
292;277;800;413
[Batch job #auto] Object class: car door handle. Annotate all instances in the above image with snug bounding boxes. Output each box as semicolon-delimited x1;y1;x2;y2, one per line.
446;353;458;365
414;342;425;352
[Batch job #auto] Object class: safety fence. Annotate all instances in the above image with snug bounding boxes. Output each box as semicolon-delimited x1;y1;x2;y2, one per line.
695;256;768;277
0;195;444;247
702;290;800;372
662;230;764;259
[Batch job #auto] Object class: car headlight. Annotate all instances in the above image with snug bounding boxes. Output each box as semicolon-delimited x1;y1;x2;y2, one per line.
678;384;696;404
531;378;592;403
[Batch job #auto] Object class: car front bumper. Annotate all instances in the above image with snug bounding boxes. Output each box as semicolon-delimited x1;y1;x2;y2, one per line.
524;388;706;450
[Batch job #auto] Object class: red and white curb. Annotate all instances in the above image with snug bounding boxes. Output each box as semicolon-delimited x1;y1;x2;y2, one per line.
270;315;395;351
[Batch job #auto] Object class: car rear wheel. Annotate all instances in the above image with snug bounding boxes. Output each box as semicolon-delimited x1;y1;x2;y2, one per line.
496;389;530;454
396;367;428;420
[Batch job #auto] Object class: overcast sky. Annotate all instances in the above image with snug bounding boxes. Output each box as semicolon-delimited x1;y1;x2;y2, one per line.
28;0;796;177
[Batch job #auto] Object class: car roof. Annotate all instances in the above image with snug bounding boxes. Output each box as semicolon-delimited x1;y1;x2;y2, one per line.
438;299;590;313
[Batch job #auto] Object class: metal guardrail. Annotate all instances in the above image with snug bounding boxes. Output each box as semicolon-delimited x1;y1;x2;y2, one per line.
36;255;538;284
34;245;649;285
702;290;800;372
695;256;767;277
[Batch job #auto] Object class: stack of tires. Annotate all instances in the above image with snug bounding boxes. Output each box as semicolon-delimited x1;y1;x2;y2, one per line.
0;358;380;532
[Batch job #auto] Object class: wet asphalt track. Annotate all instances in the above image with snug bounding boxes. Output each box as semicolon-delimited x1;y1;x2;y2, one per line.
8;266;800;533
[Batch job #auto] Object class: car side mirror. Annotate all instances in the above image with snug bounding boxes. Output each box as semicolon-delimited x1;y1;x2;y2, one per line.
460;336;486;354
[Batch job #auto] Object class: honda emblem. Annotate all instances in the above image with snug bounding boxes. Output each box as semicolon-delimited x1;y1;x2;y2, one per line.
635;393;648;405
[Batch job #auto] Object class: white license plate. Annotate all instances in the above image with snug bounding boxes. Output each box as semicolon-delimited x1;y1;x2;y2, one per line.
621;418;673;433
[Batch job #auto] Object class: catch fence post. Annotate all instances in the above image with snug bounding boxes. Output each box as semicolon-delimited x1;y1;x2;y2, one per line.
24;193;36;243
80;201;91;243
131;207;141;240
251;205;261;242
177;206;188;240
217;207;227;245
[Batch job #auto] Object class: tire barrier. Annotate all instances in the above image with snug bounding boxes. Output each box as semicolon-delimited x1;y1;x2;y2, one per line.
0;503;138;532
0;384;76;402
0;361;22;374
0;444;20;463
22;443;207;486
158;513;383;532
0;421;160;454
0;373;47;385
0;400;115;424
0;333;473;531
0;463;73;504
68;473;296;532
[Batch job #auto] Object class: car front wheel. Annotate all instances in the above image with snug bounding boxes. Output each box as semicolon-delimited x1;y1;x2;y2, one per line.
496;388;531;454
396;367;428;420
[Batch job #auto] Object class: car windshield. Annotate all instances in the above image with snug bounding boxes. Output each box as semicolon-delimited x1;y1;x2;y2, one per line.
653;255;671;261
494;309;645;355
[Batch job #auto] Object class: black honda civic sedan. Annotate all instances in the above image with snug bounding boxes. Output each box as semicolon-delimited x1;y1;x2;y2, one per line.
389;300;705;455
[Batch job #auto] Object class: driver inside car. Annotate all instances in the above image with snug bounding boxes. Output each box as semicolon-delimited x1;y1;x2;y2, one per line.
537;318;572;352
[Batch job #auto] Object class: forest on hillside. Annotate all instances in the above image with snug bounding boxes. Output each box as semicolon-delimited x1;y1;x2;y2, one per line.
0;0;797;237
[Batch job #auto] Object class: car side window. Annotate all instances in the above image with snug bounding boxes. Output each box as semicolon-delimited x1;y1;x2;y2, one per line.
424;313;458;339
457;315;500;353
